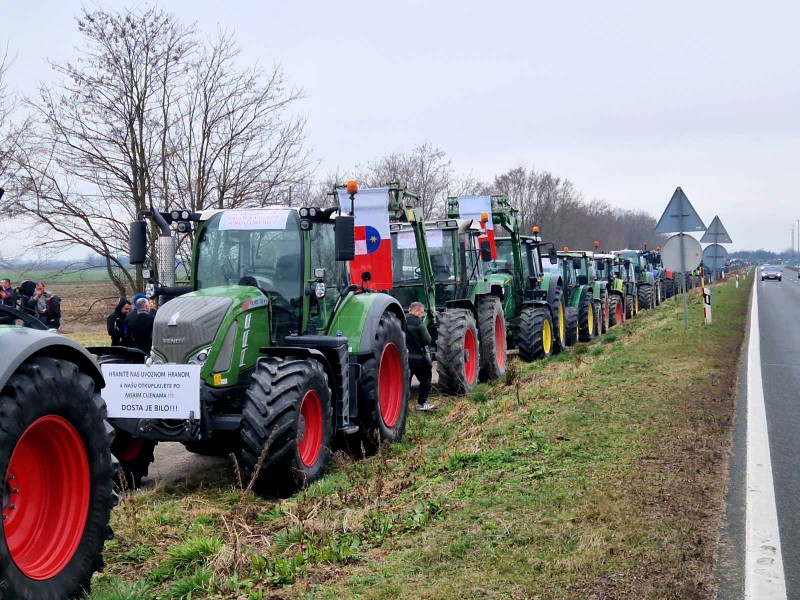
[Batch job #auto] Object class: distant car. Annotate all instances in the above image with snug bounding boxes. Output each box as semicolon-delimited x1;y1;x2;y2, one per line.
762;265;782;281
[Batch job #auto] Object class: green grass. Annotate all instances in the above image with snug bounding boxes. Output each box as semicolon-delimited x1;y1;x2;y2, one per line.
87;278;750;599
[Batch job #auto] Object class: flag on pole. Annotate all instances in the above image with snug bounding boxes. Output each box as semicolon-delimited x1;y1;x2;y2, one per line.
337;187;393;290
457;195;496;259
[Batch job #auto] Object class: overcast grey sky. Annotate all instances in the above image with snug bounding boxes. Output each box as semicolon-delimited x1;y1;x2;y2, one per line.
4;0;800;253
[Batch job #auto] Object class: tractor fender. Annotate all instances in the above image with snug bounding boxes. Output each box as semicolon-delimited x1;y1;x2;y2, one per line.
0;328;104;390
358;294;407;355
444;299;478;320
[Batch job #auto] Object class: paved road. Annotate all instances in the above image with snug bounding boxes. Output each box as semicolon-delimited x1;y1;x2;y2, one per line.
719;267;800;598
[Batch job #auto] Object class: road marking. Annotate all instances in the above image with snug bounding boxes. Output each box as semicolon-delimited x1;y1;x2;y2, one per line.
746;277;787;599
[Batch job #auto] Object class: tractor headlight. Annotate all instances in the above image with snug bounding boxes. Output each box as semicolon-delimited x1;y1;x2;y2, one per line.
171;210;180;220
315;282;326;298
145;282;156;299
188;346;213;365
308;207;318;217
300;219;312;231
299;207;309;218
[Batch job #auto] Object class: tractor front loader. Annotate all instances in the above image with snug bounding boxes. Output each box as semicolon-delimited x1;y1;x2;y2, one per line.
90;181;411;496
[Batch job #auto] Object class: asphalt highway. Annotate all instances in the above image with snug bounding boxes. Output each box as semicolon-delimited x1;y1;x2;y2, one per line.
719;267;800;599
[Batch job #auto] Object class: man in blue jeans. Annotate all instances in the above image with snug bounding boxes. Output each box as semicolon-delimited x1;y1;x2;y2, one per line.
406;302;436;411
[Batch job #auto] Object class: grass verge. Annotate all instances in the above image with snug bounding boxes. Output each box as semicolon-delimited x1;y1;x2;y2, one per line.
87;279;749;599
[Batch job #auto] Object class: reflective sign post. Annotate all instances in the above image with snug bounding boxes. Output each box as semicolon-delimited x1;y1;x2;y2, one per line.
655;188;706;331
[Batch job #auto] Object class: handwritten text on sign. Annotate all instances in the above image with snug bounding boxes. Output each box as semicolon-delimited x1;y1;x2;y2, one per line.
101;364;201;419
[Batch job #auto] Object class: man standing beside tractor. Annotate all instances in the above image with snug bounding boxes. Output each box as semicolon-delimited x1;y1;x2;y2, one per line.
406;301;437;411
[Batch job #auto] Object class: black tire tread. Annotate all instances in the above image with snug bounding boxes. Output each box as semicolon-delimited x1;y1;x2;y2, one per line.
477;296;506;382
436;309;479;395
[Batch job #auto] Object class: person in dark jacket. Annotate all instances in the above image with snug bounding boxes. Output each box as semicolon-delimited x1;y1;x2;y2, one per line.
0;278;16;325
107;298;132;346
128;297;155;353
406;302;436;411
27;282;61;329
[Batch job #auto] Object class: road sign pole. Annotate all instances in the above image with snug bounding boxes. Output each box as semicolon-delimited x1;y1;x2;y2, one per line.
679;209;689;331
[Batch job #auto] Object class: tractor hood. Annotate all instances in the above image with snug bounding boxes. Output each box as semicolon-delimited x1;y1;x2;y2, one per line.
153;293;233;364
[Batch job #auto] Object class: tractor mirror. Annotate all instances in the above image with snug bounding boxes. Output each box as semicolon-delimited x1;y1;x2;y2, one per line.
334;215;355;261
129;220;148;264
572;258;582;270
548;247;558;264
480;240;492;262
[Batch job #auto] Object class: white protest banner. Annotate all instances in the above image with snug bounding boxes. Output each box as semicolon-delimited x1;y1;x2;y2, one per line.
101;364;202;419
218;209;290;231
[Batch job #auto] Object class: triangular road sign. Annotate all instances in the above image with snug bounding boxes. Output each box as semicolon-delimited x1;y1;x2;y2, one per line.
700;216;732;244
654;187;706;233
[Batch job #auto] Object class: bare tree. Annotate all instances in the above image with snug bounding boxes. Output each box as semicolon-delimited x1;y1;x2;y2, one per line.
352;142;463;218
13;7;309;295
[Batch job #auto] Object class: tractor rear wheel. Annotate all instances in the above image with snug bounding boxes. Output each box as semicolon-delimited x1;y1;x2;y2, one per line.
355;311;410;452
436;309;480;395
551;291;567;354
638;284;653;310
0;357;116;600
578;293;595;342
518;306;554;361
477;296;506;382
625;294;635;320
241;358;333;495
600;291;610;333
565;307;579;347
609;294;623;327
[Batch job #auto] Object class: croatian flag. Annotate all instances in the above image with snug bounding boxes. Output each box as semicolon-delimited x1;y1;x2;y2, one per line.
337;187;393;291
457;195;496;259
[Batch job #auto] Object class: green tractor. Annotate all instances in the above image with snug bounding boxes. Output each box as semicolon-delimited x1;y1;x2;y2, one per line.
557;249;600;344
501;228;568;361
593;252;626;328
91;182;410;495
611;252;639;320
386;189;506;394
620;246;663;310
0;296;115;597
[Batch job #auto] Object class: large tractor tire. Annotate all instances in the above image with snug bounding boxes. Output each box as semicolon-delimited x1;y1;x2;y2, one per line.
241;358;334;495
0;357;116;600
436;309;480;395
638;284;654;310
518;306;554;361
551;291;568;355
608;294;624;327
477;296;507;382
355;311;410;453
94;355;156;489
578;293;595;343
565;307;580;347
625;293;635;320
599;291;610;334
665;279;674;299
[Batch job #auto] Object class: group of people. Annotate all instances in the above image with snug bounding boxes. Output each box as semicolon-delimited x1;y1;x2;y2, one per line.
0;278;62;329
106;295;156;352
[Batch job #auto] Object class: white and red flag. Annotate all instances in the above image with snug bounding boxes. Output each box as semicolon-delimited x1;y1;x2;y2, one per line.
457;195;496;259
337;187;393;290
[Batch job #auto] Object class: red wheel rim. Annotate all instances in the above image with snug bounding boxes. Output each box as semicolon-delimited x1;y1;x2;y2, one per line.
494;314;506;370
616;299;624;323
298;390;323;467
378;342;403;428
3;416;90;580
116;438;143;462
464;328;477;385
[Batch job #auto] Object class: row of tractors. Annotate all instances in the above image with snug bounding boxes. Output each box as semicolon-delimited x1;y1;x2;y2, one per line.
386;187;678;395
0;183;680;598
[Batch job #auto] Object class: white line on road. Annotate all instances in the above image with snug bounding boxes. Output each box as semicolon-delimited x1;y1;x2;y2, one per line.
746;276;787;599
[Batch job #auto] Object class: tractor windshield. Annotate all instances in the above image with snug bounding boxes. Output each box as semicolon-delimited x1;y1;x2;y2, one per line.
487;238;515;274
195;210;304;306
